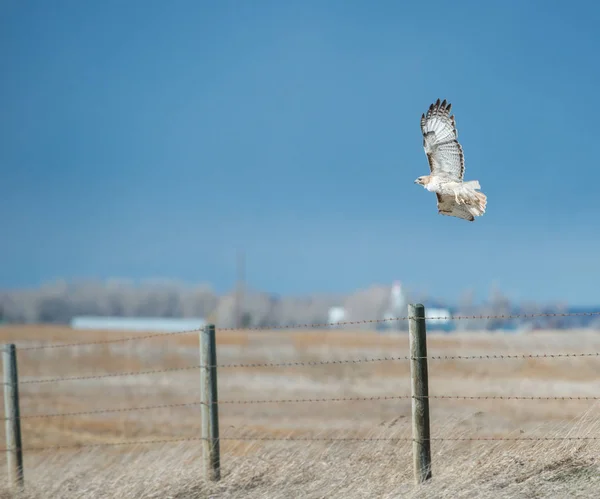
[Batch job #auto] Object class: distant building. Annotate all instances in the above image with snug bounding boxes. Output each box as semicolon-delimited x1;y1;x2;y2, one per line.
328;307;347;327
425;307;452;326
70;316;205;332
381;281;408;331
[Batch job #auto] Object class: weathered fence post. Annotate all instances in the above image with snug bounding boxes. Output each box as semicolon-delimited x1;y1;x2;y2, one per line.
200;324;221;481
409;304;432;484
3;344;24;489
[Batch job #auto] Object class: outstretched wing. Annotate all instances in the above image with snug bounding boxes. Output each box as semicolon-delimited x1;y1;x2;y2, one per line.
436;193;475;222
421;99;465;181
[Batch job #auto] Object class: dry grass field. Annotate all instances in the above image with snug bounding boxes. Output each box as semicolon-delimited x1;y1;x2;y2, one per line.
0;324;599;498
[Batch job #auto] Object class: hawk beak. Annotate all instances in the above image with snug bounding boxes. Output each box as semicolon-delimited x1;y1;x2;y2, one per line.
414;180;418;184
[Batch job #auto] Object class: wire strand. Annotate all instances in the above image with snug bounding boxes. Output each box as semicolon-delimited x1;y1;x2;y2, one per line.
20;364;203;384
214;311;600;332
9;394;600;421
19;349;600;385
20;328;201;351
8;434;600;453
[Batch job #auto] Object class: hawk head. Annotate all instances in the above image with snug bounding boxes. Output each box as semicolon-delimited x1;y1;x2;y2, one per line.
414;176;431;186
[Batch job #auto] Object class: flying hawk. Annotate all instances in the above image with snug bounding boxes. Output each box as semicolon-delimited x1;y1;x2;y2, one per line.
414;99;487;221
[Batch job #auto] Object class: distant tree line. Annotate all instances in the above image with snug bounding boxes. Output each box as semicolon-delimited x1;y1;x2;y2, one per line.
0;279;596;330
0;279;346;327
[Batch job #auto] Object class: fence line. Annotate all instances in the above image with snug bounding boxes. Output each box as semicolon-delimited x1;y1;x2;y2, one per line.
4;305;600;489
19;328;199;351
8;401;206;419
4;434;600;455
213;311;600;332
15;310;600;351
16;350;600;386
206;351;600;368
19;364;204;385
2;393;600;422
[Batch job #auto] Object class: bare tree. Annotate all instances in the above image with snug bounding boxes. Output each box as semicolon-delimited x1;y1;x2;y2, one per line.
0;279;584;331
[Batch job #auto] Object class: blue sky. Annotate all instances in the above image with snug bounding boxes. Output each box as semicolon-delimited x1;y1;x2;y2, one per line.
1;0;600;305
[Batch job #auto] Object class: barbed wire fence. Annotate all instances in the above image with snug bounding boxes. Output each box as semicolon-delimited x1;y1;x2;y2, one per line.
2;306;600;489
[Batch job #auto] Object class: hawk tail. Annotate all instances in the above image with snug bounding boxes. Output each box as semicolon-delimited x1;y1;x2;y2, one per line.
461;181;487;217
473;191;487;216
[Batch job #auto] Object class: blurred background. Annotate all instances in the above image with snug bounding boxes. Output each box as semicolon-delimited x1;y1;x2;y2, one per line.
2;0;599;332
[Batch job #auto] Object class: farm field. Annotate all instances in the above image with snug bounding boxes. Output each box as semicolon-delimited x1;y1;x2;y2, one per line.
0;325;599;498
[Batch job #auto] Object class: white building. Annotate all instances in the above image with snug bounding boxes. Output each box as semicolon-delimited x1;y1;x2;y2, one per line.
425;307;452;326
382;281;408;330
327;307;347;327
70;316;206;332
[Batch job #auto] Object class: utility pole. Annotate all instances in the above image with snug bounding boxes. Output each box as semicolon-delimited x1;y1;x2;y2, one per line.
234;249;245;328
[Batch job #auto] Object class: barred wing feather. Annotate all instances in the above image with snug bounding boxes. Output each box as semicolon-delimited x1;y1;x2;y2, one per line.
421;99;465;181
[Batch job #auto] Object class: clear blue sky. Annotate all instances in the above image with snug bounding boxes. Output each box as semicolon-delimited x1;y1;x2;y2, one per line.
2;0;599;305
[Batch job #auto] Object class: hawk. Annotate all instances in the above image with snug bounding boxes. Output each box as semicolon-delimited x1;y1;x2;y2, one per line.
414;99;487;221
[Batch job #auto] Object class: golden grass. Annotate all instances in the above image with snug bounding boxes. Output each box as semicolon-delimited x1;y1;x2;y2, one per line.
0;325;599;497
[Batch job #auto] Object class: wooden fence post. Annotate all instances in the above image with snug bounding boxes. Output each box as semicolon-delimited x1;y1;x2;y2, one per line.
3;344;24;489
200;324;221;481
409;304;432;484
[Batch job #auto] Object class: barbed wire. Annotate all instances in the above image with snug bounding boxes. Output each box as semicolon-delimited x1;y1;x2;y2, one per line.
6;434;600;453
15;356;417;385
19;364;203;384
417;395;600;400
214;311;600;332
203;356;413;370
19;328;200;351
16;311;600;351
428;352;600;361
14;401;205;419
208;351;600;369
19;350;600;385
8;393;600;421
